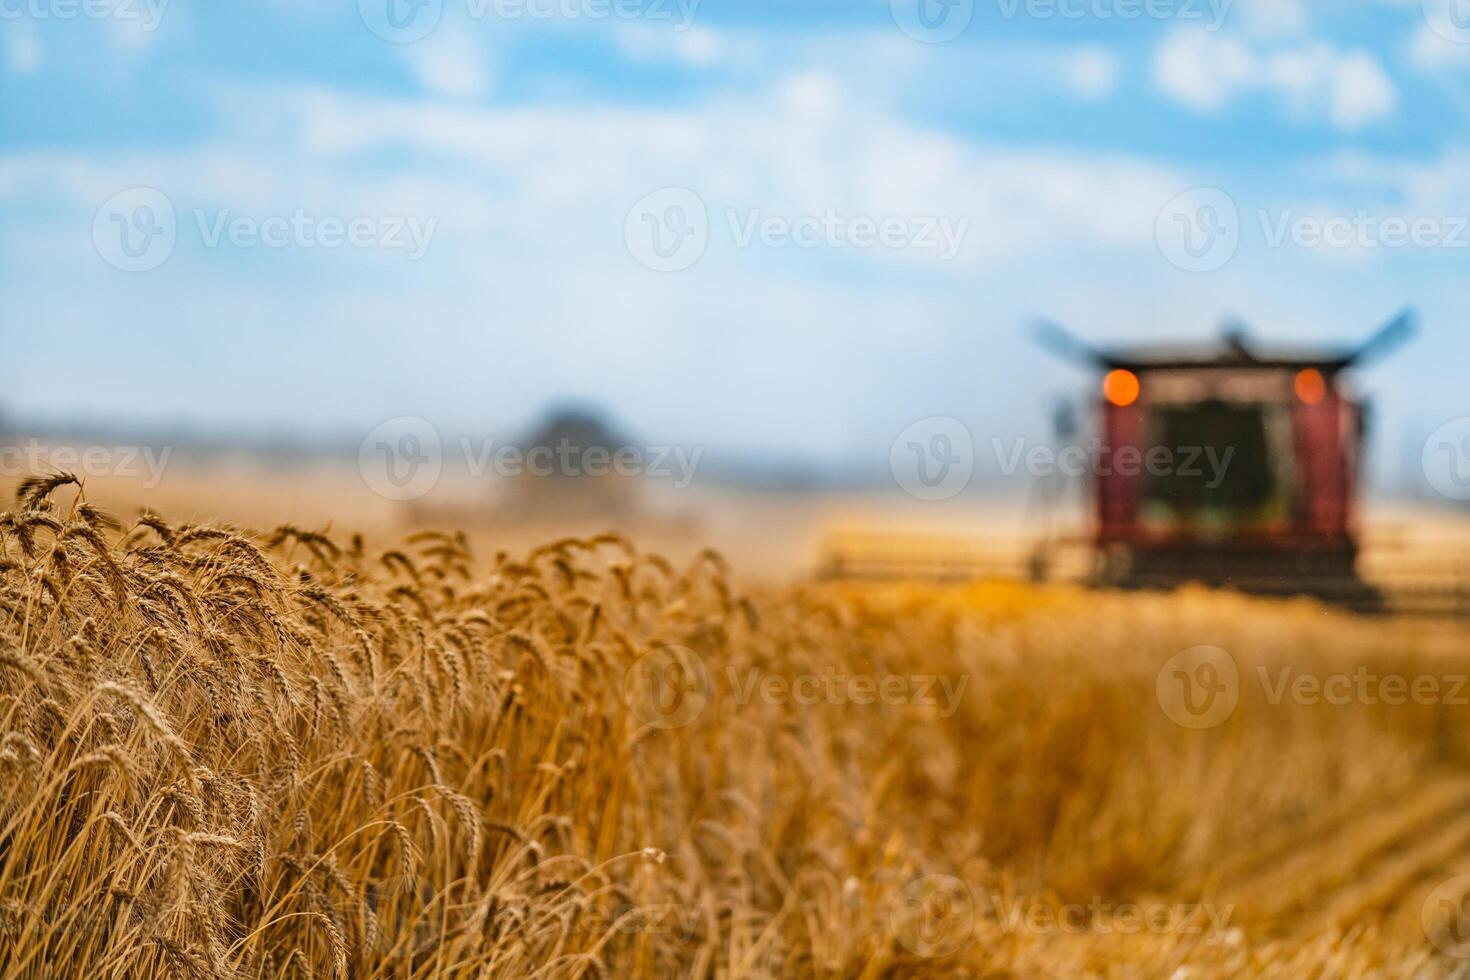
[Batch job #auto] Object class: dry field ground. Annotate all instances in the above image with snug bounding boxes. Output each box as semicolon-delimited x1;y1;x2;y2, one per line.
4;469;1470;976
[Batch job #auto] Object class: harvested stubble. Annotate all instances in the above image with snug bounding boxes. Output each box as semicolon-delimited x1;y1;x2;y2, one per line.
2;475;1470;977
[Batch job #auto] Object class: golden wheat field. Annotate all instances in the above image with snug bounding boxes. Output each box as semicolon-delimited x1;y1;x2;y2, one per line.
4;474;1470;978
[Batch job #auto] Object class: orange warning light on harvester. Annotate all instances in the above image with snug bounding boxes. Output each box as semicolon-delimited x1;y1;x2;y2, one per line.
1103;369;1141;407
1294;368;1327;405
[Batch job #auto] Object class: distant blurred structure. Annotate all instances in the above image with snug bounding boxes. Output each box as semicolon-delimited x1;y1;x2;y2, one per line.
496;405;642;520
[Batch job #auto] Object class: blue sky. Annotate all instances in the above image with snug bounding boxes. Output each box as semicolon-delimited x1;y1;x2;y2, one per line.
2;0;1469;489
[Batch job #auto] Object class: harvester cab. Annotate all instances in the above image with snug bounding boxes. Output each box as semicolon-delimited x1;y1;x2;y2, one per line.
1035;309;1416;604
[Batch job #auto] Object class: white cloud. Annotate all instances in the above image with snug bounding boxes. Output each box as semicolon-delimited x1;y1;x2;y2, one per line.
400;30;495;99
673;26;722;66
1065;46;1120;101
776;71;841;117
99;0;171;55
1153;32;1256;111
4;24;43;75
1231;0;1311;38
1408;20;1470;72
281;83;1187;268
1324;51;1396;128
614;23;724;67
0;72;1193;283
1325;147;1470;215
1153;29;1396;129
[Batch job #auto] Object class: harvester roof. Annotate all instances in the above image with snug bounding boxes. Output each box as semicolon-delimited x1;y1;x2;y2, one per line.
1035;309;1416;375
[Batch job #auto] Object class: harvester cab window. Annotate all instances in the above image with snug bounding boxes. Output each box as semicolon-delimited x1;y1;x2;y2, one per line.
1141;399;1294;534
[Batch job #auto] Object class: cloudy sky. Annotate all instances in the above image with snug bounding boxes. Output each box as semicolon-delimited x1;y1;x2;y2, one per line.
2;0;1468;489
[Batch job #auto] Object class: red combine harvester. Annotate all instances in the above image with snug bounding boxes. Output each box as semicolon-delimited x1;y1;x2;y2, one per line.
821;309;1470;614
1036;310;1416;606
